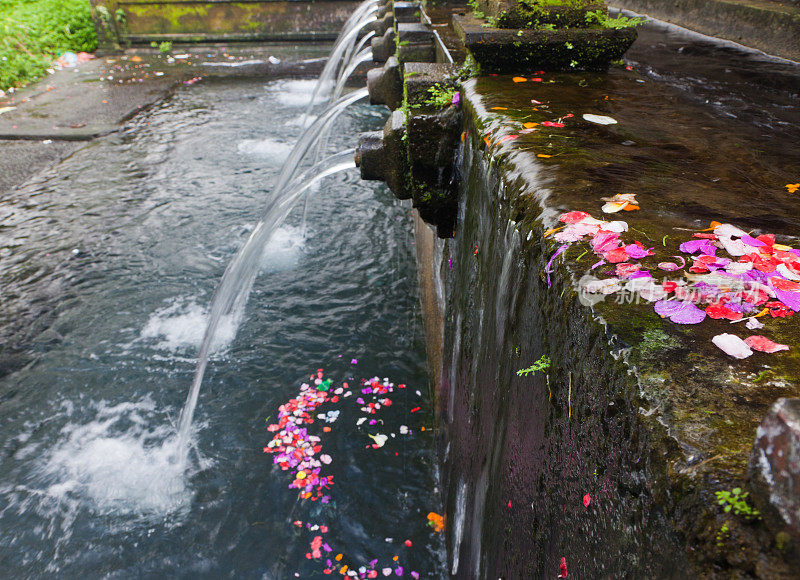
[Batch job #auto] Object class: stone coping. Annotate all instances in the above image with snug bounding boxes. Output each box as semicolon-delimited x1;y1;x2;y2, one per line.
612;0;800;61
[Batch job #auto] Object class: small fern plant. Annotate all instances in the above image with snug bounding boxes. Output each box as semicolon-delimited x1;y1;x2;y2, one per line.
516;355;551;376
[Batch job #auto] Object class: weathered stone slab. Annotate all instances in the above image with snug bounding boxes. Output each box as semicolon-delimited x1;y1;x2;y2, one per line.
453;13;637;72
614;0;800;61
750;398;800;562
394;1;422;23
98;0;361;43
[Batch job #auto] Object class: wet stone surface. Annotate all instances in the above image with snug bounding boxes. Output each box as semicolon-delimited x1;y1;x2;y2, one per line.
429;21;800;576
750;397;800;561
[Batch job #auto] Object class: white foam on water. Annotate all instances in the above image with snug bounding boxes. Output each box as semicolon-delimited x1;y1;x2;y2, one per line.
271;79;333;107
0;397;211;572
236;138;294;163
39;398;197;517
140;298;238;354
260;225;305;272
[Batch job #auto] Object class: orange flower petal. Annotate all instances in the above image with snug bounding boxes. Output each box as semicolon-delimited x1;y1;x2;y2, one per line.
523;122;538;128
537;154;552;158
700;220;722;231
544;226;565;237
512;76;527;83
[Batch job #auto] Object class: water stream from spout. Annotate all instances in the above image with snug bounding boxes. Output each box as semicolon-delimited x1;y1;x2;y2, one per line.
175;150;357;464
175;0;378;469
304;2;379;116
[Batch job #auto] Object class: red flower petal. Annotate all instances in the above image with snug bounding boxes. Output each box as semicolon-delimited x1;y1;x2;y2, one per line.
604;247;629;263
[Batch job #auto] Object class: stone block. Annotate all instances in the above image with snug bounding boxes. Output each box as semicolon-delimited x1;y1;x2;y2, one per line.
749;397;800;561
453;13;637;72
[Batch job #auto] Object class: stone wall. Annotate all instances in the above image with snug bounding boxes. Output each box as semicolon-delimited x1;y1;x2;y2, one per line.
90;0;361;46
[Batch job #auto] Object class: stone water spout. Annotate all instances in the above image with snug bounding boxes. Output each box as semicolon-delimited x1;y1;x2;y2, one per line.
366;56;402;110
355;110;410;199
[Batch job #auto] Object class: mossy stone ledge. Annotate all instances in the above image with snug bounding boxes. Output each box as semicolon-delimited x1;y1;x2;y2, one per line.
453;13;637;73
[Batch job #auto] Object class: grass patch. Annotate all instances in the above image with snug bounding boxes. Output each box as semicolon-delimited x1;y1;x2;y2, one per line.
0;0;97;92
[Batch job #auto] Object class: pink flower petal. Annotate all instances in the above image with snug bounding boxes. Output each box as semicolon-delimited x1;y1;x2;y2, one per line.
559;211;592;224
743;335;790;353
712;333;753;358
658;256;686;271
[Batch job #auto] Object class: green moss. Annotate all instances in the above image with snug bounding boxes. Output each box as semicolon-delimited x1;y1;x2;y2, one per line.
584;10;645;29
638;328;681;358
776;531;792;552
716;521;730;547
517;354;551;376
410;82;456;109
458;53;481;78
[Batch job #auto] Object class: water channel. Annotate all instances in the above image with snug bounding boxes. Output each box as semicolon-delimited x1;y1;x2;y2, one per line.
0;9;799;578
0;74;443;577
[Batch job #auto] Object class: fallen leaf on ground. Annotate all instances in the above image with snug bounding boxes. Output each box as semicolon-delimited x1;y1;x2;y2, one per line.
512;76;527;82
786;183;800;194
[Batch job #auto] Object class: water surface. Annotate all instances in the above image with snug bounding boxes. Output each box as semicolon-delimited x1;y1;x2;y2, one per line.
0;75;443;577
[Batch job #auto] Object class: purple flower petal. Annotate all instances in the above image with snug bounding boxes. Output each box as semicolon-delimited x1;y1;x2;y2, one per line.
679;239;716;255
740;234;766;247
775;288;800;312
628;270;652;279
654;300;707;324
625;244;649;259
545;244;569;287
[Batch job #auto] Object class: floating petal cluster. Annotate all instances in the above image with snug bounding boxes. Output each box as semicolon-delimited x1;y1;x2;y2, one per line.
264;369;339;502
265;369;434;578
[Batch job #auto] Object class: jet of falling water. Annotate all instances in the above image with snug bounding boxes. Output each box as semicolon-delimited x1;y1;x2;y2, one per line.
175;0;381;468
175;150;357;466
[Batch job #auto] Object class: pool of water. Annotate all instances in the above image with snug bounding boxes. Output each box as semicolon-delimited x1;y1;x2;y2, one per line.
0;75;444;577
